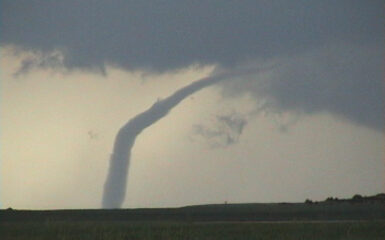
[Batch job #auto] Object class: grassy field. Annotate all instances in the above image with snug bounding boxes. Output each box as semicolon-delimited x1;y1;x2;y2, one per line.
1;220;384;240
2;196;384;239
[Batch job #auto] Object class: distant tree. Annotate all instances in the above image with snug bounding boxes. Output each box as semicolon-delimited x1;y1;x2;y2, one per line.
352;194;363;201
326;197;334;202
305;199;313;204
375;193;385;199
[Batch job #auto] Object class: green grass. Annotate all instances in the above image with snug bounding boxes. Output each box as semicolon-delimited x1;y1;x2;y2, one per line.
1;221;384;240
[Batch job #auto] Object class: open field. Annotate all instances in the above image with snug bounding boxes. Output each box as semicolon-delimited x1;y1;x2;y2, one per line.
1;220;384;240
1;196;384;239
1;201;384;222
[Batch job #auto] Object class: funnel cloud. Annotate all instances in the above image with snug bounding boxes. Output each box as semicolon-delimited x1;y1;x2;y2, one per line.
102;72;229;208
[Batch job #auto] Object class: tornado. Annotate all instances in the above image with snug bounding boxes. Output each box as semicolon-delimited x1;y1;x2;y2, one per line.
102;72;230;208
101;66;265;209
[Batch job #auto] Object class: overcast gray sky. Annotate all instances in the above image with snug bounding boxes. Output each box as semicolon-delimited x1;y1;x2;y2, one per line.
1;0;384;209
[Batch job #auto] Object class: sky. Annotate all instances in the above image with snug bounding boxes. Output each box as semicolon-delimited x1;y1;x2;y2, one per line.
1;0;384;209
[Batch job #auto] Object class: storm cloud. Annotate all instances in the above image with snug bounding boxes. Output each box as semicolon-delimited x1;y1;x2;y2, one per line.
221;44;384;130
1;0;383;129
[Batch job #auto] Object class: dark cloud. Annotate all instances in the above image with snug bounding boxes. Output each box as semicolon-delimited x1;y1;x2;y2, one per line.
1;0;383;130
221;43;384;130
13;50;65;77
193;113;247;147
1;1;382;72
